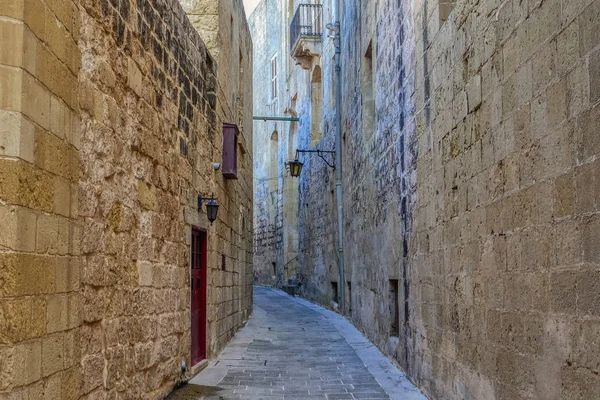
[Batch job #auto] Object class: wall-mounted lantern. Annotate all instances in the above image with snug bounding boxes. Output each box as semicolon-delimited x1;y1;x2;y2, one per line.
286;158;304;177
286;149;335;177
198;194;219;225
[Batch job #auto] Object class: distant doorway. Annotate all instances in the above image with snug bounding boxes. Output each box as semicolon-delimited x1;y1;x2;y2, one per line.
191;228;207;365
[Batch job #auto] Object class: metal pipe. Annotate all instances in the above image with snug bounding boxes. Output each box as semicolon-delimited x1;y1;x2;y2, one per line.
253;116;300;122
333;0;345;315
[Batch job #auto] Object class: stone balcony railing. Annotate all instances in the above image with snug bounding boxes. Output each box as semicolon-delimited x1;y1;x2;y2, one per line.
290;3;323;69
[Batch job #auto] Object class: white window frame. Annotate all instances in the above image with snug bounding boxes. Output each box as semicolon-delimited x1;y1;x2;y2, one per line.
271;54;278;102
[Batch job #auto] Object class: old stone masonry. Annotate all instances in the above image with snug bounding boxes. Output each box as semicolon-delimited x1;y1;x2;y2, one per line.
251;0;600;399
1;0;600;399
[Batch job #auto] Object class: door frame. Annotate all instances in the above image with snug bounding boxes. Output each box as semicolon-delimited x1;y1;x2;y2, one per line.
190;226;208;366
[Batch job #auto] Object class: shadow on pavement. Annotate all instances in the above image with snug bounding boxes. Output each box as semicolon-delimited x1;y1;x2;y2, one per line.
165;384;225;400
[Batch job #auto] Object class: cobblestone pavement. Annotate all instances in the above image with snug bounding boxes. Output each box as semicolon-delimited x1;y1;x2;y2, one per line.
178;286;426;400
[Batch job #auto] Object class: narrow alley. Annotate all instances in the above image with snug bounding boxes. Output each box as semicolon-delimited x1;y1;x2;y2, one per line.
171;286;425;400
1;0;600;398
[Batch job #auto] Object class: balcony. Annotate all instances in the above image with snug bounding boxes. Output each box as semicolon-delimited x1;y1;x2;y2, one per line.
290;3;322;70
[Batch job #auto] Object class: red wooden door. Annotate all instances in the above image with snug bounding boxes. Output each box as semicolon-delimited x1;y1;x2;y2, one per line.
191;228;207;365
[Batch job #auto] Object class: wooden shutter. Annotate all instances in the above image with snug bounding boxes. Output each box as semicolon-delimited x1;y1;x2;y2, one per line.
222;123;239;179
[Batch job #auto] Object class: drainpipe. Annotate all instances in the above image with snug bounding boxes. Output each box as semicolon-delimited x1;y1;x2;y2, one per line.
330;0;345;314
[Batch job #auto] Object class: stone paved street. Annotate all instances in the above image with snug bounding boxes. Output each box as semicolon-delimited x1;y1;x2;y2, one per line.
179;286;426;400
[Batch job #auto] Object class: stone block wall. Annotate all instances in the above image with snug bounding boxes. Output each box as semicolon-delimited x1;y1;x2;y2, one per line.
407;0;600;398
0;0;82;398
0;0;253;398
179;0;255;357
285;0;600;398
249;0;298;287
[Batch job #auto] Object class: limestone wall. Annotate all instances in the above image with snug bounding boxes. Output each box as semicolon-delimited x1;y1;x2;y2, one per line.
407;0;600;397
0;0;253;398
249;0;280;286
287;0;600;398
0;0;82;397
180;0;255;354
250;0;302;287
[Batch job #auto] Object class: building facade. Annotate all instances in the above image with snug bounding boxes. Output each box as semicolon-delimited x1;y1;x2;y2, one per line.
250;0;300;286
252;0;600;398
0;0;253;398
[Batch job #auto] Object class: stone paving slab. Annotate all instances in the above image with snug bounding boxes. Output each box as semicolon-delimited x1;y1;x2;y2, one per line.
179;286;427;400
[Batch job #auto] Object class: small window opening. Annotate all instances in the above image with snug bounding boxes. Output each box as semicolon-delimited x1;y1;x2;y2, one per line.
272;262;276;277
179;136;188;156
361;41;375;142
331;282;338;303
389;279;399;336
206;52;214;72
347;282;352;315
221;254;226;271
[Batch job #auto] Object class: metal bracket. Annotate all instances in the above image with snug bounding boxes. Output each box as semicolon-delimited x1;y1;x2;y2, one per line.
253;116;300;122
296;149;336;169
197;193;215;212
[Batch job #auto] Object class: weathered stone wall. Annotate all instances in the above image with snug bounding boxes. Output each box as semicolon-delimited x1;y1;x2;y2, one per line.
407;0;600;397
250;0;302;286
249;0;279;285
283;0;600;398
0;0;253;398
181;0;255;354
0;0;82;397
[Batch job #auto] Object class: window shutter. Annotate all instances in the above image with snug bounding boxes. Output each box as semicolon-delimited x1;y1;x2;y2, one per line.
222;123;239;179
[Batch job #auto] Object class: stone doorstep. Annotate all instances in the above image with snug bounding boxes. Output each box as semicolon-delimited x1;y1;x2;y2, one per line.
190;359;209;376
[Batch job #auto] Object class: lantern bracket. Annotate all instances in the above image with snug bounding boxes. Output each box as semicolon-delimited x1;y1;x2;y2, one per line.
197;193;219;225
197;193;216;212
295;149;336;169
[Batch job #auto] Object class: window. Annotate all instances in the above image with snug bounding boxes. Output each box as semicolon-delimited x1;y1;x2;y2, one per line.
331;282;338;303
347;282;352;315
361;41;375;141
389;279;399;336
222;123;239;179
271;54;278;101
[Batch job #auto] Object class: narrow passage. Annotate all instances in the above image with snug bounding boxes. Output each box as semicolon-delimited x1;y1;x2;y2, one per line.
180;286;426;400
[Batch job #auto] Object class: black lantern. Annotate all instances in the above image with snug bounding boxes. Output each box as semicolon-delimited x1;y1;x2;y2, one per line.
198;193;219;225
287;159;304;177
